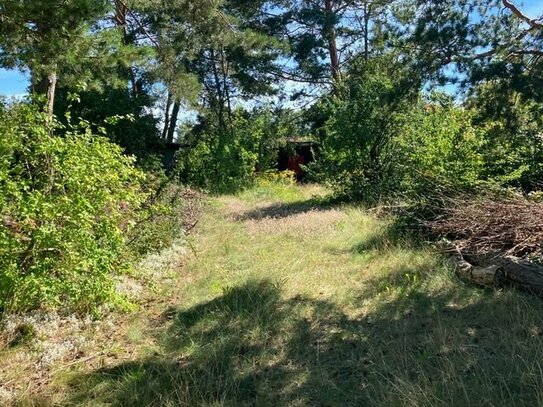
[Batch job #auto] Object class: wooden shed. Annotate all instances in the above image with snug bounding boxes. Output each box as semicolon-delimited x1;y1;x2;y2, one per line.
277;138;318;181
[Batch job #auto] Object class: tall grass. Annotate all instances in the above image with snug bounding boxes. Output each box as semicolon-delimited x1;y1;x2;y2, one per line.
20;183;543;406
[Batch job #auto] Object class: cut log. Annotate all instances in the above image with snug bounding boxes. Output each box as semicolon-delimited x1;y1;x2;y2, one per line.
499;256;543;296
447;250;504;287
447;248;543;296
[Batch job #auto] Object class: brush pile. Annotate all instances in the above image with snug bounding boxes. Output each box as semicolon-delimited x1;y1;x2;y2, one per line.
426;194;543;295
428;195;543;261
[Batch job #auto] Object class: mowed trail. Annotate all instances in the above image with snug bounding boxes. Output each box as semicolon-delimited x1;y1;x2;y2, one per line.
39;183;543;406
185;184;428;305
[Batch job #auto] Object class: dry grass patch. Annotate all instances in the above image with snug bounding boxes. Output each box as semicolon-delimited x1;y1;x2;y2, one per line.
244;208;348;236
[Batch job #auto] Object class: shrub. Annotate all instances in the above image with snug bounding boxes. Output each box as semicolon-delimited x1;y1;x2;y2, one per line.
312;58;413;200
467;81;543;190
125;182;189;260
255;170;296;187
0;103;147;312
177;107;293;193
312;58;487;201
177;124;259;193
396;100;485;195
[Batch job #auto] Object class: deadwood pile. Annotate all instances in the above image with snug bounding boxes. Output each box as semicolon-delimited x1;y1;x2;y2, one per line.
428;196;543;295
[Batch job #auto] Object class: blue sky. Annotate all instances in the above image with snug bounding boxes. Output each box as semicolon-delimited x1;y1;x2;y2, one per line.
1;0;543;97
0;67;29;97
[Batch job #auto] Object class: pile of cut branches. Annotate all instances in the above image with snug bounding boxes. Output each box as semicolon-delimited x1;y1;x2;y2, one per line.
427;194;543;295
428;195;543;260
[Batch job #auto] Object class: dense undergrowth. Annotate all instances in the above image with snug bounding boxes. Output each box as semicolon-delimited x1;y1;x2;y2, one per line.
0;103;185;313
309;58;543;204
2;0;543;403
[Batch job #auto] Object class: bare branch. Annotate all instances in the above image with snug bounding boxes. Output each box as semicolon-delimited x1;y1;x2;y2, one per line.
502;0;543;29
508;49;543;57
116;0;161;48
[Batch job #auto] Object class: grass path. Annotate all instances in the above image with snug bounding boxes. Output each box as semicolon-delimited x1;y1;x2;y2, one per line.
32;183;543;405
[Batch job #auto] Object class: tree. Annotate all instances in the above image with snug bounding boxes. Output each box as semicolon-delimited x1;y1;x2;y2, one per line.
0;0;111;114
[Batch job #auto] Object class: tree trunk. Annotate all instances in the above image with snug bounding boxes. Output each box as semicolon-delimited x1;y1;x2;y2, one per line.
448;249;543;296
324;0;341;83
219;47;233;125
33;69;57;118
210;48;226;133
162;91;173;139
44;72;57;117
115;0;138;96
447;249;506;287
166;100;181;143
363;2;370;61
497;256;543;295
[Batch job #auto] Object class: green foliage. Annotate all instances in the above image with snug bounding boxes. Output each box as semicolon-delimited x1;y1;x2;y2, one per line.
315;70;543;202
0;0;110;74
178;107;293;192
312;58;490;201
467;82;543;190
396;98;485;194
178;121;259;193
54;87;163;162
125;181;188;260
0;103;147;312
313;58;412;200
255;170;296;186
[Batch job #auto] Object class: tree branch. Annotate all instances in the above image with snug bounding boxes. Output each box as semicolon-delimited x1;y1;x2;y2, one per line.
116;0;161;48
502;0;543;29
508;49;543;56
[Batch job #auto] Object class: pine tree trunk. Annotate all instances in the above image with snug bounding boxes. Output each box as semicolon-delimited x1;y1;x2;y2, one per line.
45;71;57;117
33;69;57;118
210;48;226;133
363;2;370;61
115;0;138;96
166;100;181;143
162;92;173;139
324;0;340;83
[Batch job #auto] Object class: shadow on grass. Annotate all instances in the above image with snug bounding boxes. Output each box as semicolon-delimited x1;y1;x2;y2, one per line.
336;214;427;258
66;277;543;406
236;196;341;222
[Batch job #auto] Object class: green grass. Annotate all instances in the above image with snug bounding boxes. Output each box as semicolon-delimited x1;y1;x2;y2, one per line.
26;183;543;406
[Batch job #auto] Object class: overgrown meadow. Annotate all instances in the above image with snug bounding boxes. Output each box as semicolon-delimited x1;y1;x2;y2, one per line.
2;0;543;405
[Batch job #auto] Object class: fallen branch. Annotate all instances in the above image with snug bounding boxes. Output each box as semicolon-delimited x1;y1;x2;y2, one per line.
447;247;543;296
428;196;543;259
447;247;506;287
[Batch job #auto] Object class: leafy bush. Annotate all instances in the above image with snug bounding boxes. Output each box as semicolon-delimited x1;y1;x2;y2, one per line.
177;108;294;193
467;82;543;190
125;182;188;260
0;103;147;312
312;57;490;201
255;169;296;187
54;86;164;164
177;130;257;193
396;99;485;195
312;58;412;200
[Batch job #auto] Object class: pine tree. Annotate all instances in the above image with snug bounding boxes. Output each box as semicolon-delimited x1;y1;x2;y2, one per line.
0;0;111;114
